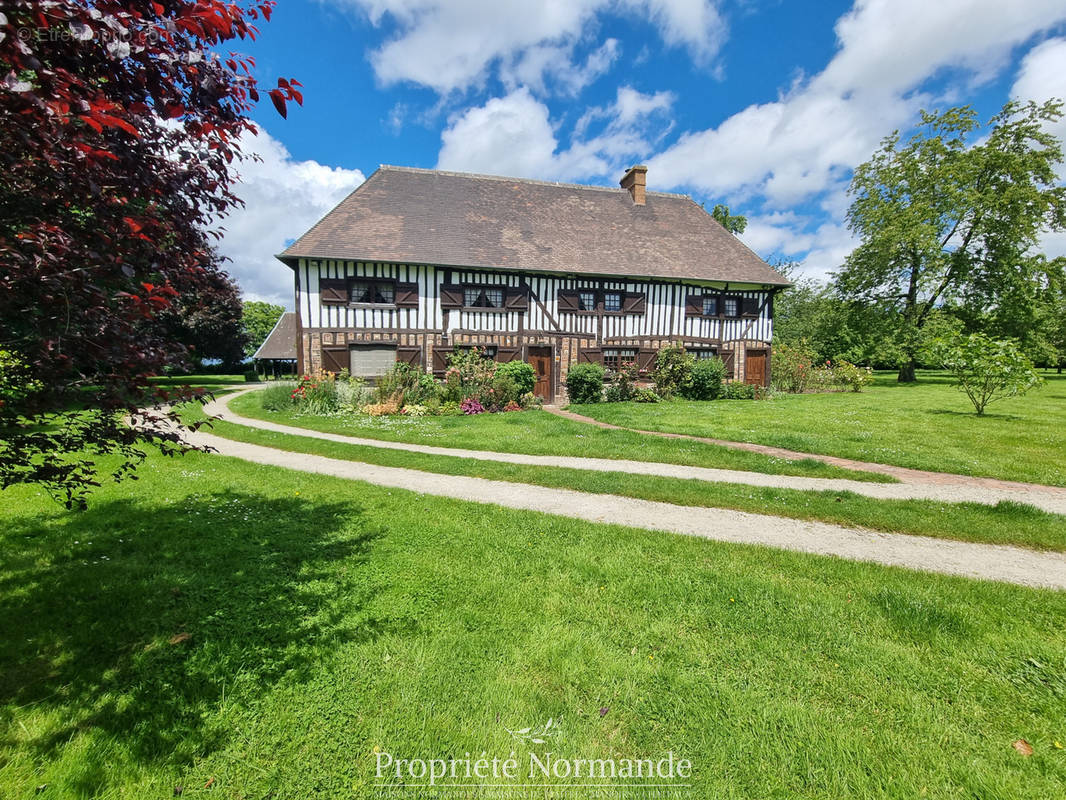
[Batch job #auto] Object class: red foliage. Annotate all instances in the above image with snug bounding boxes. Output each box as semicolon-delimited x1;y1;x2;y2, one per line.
0;1;299;507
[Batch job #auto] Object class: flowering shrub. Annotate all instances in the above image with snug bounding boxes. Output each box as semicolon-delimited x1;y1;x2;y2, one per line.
402;404;428;416
633;388;661;403
604;360;639;402
290;372;339;413
362;397;401;416
831;360;874;392
771;342;815;393
652;346;694;399
503;401;522;412
461;397;485;415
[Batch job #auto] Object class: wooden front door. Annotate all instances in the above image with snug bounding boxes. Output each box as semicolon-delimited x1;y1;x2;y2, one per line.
745;349;767;386
527;346;553;400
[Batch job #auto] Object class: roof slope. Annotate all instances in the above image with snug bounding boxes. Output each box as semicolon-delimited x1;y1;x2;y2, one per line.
252;312;297;360
280;166;789;286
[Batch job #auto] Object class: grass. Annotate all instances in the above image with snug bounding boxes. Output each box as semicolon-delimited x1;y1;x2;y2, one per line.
150;374;250;389
179;403;1066;552
571;371;1066;487
227;389;889;483
2;451;1065;798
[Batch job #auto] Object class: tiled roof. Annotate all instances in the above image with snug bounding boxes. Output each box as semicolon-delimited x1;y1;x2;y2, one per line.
279;166;789;286
252;312;297;360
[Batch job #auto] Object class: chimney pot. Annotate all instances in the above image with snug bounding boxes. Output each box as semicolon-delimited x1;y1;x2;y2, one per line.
620;165;648;206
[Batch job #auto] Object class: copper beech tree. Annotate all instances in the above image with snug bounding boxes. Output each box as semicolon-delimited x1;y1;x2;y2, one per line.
0;1;301;507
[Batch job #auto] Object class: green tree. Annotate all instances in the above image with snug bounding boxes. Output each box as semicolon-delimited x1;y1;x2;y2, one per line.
836;100;1066;382
711;204;747;234
932;333;1042;415
243;301;286;358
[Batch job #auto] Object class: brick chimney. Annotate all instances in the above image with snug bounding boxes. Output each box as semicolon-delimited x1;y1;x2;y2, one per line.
620;165;648;206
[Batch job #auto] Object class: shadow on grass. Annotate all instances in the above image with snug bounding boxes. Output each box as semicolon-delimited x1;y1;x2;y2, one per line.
0;490;399;776
924;408;1022;421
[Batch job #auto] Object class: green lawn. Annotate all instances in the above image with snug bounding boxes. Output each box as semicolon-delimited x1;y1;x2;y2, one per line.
1;453;1065;798
150;374;250;389
182;405;1066;551
572;371;1066;486
228;390;887;482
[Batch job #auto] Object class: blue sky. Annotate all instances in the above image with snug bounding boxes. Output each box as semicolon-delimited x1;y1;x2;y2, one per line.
219;0;1066;307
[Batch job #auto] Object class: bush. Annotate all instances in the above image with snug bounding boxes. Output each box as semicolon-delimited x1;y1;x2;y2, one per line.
722;381;756;400
259;382;296;412
336;377;371;411
566;362;605;403
633;388;661;403
243;368;260;383
440;401;462;416
832;360;874;392
447;347;498;401
483;372;519;410
932;333;1043;415
374;362;439;405
652;345;694;399
683;357;727;400
771;341;816;393
291;373;338;414
461;397;485;415
496;360;536;395
604;360;639;402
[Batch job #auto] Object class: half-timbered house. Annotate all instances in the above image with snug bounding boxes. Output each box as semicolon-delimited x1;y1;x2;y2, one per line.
278;165;789;401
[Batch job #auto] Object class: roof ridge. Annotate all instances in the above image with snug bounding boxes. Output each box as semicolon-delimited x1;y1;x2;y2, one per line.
376;164;691;200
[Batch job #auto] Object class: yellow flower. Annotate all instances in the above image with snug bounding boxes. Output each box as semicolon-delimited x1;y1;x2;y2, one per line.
373;745;381;754
729;598;735;603
1055;741;1064;750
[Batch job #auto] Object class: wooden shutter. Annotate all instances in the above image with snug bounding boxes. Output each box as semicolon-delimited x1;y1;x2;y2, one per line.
557;289;579;312
320;279;348;305
721;350;736;378
685;294;702;316
431;347;453;375
396;345;423;367
495;347;520;363
636;349;657;372
395;282;419;309
321;345;348;373
577;348;603;364
622;292;646;315
439;284;463;309
504;286;529;311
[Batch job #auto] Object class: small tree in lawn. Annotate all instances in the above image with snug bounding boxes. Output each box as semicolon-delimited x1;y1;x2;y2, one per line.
933;333;1042;416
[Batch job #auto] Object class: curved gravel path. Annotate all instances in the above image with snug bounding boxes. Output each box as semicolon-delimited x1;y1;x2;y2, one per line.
178;422;1066;589
204;390;1066;515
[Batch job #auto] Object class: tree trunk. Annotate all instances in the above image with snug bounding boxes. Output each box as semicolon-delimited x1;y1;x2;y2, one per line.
898;360;917;383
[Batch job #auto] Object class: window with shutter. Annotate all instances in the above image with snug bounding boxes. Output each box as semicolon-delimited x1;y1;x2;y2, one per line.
602;348;638;371
504;286;529;310
723;297;739;317
622;292;646;315
439;285;464;309
557;290;580;312
578;290;596;311
603;292;622;313
395;283;419;309
349;279;396;305
320;279;348;305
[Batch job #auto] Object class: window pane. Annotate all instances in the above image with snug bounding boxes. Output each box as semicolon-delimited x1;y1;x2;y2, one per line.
376;284;395;304
349;281;372;303
702;296;718;316
604;292;621;312
484;288;503;308
724;298;738;317
579;291;596;311
603;348;637;371
694;349;718;360
464;287;482;307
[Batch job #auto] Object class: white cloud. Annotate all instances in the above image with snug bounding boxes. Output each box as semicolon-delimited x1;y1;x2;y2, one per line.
215;128;365;308
437;85;674;180
650;0;1066;278
339;0;725;95
1010;36;1066;258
